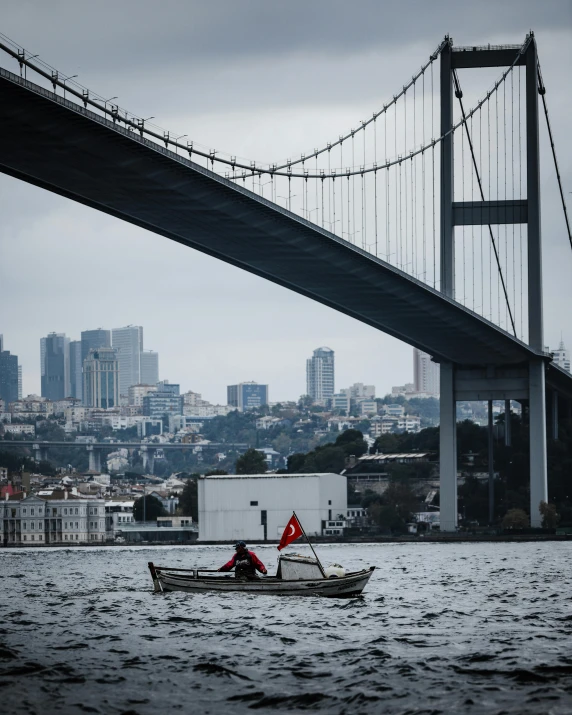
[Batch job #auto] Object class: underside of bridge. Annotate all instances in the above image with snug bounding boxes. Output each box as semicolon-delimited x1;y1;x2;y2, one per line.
0;67;548;370
1;61;571;529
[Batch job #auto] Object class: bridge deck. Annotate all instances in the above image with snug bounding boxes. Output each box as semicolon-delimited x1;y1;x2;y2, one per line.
0;67;568;388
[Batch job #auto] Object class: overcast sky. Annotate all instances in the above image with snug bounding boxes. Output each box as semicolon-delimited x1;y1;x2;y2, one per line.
1;0;571;404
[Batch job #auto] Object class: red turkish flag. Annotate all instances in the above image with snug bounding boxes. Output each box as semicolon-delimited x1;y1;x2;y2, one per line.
277;514;303;551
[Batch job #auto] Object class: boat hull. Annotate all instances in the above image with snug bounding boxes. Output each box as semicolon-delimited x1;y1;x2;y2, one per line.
151;565;375;598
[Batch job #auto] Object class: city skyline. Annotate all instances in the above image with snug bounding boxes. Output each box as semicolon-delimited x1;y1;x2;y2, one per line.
2;328;571;406
1;2;570;410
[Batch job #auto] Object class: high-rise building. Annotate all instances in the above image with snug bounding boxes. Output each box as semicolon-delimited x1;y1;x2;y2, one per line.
306;347;335;402
0;335;19;405
17;365;22;400
83;348;120;408
141;350;159;385
227;382;269;411
81;329;111;366
112;325;143;397
142;392;183;419
552;340;570;373
40;333;70;400
413;348;440;396
69;340;83;401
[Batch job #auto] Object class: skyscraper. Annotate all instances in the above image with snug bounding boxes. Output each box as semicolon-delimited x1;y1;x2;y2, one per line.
83;348;120;408
81;329;111;365
140;350;159;385
112;325;143;397
413;348;440;396
69;340;83;401
40;333;70;400
227;382;269;411
0;335;19;405
552;340;571;373
306;347;335;402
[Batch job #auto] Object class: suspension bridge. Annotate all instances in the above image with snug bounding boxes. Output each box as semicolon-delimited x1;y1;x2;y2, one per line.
0;32;570;529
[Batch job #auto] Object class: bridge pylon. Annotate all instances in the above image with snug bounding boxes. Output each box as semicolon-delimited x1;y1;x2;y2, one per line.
438;35;548;530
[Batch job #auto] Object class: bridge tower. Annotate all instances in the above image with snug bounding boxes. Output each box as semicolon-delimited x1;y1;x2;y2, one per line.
439;35;548;529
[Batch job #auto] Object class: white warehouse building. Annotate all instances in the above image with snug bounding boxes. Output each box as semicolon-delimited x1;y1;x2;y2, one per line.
198;473;347;542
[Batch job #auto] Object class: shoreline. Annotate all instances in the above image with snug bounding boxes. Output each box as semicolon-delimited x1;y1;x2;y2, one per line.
2;533;571;548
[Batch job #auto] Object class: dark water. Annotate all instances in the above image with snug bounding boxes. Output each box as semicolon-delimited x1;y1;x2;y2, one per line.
1;542;571;714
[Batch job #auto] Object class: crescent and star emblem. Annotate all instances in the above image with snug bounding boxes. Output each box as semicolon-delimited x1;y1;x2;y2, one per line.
289;524;296;536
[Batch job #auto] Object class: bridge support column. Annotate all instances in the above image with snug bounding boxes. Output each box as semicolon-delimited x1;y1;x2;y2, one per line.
487;400;495;524
33;444;48;463
439;362;457;531
550;391;559;441
141;446;155;475
86;445;102;473
504;400;512;447
529;360;548;527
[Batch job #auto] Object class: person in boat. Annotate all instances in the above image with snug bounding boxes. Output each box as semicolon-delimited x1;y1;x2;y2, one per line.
218;541;268;579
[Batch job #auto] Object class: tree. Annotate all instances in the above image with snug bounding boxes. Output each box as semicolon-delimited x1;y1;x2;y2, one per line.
179;480;199;521
367;483;418;534
539;500;560;529
133;495;166;522
235;448;267;474
502;508;529;529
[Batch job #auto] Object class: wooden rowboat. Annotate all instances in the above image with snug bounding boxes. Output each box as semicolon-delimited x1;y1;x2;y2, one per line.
148;558;375;598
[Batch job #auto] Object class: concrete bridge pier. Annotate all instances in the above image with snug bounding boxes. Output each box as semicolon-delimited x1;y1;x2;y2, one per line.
33;443;48;463
439;363;457;532
529;360;548;527
86;445;102;473
140;446;155;475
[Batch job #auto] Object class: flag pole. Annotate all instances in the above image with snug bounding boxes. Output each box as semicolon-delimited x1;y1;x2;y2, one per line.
293;511;326;578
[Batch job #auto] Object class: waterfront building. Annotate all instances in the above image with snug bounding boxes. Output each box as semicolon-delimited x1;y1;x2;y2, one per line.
40;333;70;400
69;340;83;401
413;348;440;396
0;337;19;405
17;365;22;400
306;347;335;402
198;472;347;541
227;382;268;411
140;350;159;385
1;491;106;546
111;325;144;397
83;348;120;409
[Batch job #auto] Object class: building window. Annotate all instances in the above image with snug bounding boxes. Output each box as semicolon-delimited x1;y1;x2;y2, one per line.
39;535;42;541
250;501;258;506
31;508;35;516
23;535;27;541
328;500;332;505
65;535;68;541
64;508;68;516
23;508;27;515
75;508;78;515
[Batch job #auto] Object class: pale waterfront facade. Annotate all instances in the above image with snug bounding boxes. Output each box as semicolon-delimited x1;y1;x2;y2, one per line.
1;492;106;546
198;473;347;542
